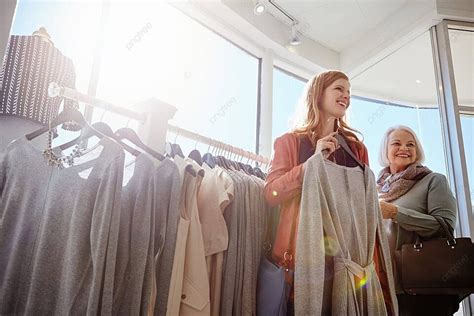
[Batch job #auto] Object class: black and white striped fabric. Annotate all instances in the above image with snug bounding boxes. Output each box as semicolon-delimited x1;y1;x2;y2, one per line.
0;35;77;125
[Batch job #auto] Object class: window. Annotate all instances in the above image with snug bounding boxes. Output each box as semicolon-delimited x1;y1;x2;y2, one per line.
449;28;474;109
272;67;307;142
92;2;259;153
461;115;474;211
11;0;102;95
349;31;447;177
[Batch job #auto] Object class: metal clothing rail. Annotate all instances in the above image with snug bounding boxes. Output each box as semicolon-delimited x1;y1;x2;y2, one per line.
48;82;147;122
168;124;270;165
48;82;270;165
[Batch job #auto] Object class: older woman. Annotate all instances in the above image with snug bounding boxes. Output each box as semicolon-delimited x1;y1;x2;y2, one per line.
377;125;459;316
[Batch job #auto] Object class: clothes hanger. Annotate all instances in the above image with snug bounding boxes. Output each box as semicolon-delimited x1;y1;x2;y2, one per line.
59;121;141;157
58;121;110;150
333;119;364;170
202;142;216;168
171;143;185;158
115;127;164;161
188;139;202;166
334;133;365;170
164;130;196;176
26;107;88;140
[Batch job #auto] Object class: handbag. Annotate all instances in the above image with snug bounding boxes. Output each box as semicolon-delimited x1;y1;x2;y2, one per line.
395;216;474;297
256;206;296;316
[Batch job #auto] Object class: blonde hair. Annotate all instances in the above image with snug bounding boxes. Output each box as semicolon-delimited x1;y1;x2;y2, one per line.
293;70;363;149
378;125;426;167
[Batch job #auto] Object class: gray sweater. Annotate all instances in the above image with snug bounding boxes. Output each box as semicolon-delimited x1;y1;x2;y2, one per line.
0;136;124;315
113;154;156;315
387;172;457;249
295;154;398;316
383;172;457;292
151;158;181;316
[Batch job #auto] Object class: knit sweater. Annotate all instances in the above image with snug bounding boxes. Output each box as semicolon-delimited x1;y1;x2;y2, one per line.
383;172;457;292
295;153;398;315
0;136;124;315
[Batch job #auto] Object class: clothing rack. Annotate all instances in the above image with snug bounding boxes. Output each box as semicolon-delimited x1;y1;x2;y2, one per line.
48;82;147;122
48;82;270;165
168;125;269;165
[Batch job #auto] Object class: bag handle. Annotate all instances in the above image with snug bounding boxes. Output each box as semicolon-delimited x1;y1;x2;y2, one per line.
433;216;456;246
413;216;456;249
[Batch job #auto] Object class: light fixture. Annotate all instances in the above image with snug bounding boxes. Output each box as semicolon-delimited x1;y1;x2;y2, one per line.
254;1;266;15
415;79;421;84
289;22;301;46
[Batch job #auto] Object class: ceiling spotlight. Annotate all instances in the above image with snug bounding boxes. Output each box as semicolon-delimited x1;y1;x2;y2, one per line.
254;1;266;15
289;22;301;46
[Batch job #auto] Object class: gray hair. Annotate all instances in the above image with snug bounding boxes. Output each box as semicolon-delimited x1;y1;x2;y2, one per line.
378;125;425;167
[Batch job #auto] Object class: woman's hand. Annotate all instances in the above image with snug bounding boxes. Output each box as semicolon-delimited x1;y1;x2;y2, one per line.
315;132;340;157
379;201;398;219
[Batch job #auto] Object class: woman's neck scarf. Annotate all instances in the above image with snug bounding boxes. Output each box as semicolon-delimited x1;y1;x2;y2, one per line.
377;163;432;202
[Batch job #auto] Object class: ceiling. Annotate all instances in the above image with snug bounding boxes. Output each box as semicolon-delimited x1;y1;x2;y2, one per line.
213;0;473;108
264;0;413;52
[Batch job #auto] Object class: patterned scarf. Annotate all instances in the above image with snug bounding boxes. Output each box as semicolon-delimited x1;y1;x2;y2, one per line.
377;163;432;202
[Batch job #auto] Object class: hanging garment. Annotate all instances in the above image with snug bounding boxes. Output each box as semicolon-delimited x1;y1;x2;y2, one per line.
295;153;398;316
152;158;182;316
0;136;124;315
0;35;77;124
198;163;234;316
220;170;268;316
241;174;267;316
0;116;44;151
112;154;180;316
178;160;210;316
220;171;244;316
113;154;156;315
166;157;210;316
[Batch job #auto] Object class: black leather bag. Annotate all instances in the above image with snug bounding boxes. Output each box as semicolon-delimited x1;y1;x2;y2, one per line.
395;216;474;297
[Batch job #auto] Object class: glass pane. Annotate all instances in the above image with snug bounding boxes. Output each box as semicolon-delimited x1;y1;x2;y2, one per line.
349;31;447;177
10;0;103;146
449;28;474;108
93;2;259;153
272;68;307;142
11;0;102;97
461;115;474;210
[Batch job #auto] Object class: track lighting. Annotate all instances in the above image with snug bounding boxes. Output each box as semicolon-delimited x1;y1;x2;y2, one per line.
289;22;301;46
254;1;266;15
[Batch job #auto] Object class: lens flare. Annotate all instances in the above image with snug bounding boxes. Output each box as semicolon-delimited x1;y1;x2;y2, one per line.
322;236;339;256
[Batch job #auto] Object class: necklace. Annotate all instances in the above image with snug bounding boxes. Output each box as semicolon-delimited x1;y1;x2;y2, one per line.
42;118;84;169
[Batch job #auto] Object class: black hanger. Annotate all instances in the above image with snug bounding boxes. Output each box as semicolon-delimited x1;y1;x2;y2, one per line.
26;107;87;140
253;166;266;179
172;143;184;158
217;155;231;170
59;121;141;157
115;127;164;161
202;153;216;168
188;149;202;166
164;142;196;176
334;134;365;170
58;121;110;150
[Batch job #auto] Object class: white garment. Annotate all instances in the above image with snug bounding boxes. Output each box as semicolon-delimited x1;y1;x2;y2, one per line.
167;157;210;316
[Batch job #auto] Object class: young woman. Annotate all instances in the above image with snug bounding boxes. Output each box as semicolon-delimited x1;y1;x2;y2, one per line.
264;70;393;314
